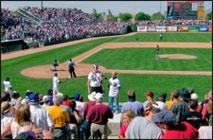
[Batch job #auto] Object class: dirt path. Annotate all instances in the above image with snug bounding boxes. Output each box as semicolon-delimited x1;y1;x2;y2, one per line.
20;42;211;79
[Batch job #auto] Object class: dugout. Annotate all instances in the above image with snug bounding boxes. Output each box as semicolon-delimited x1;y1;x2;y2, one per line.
1;39;28;54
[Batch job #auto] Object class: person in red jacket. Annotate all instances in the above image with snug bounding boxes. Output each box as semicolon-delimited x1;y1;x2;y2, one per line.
152;110;199;139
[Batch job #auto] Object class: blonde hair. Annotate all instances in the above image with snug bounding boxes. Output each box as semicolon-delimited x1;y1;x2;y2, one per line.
15;104;31;126
122;110;136;119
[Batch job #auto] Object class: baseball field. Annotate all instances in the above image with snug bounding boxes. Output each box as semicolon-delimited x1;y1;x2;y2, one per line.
1;32;212;102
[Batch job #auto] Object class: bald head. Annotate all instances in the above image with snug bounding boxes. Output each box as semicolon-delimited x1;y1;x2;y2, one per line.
112;71;117;78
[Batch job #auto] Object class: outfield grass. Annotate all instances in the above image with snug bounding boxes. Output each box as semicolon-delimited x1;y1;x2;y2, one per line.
112;32;212;42
82;48;212;71
1;33;212;102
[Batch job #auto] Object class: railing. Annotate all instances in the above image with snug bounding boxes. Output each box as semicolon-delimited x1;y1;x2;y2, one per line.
18;8;41;23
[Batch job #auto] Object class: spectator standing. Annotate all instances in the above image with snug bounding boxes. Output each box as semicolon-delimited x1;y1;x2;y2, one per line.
125;102;163;139
181;98;202;130
82;92;96;139
108;71;121;113
165;90;179;110
152;110;199;139
73;93;85;117
28;93;54;133
87;64;105;94
3;77;12;95
202;90;212;122
171;88;190;123
68;59;77;78
1;101;15;139
121;89;144;116
41;95;50;110
143;91;155;109
1;104;38;139
47;94;70;139
119;110;135;139
86;93;113;139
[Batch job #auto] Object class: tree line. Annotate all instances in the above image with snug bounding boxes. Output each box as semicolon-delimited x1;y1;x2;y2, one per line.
91;8;212;22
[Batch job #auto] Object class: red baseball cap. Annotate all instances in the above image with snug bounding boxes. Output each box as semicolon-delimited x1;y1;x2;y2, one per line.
145;91;154;98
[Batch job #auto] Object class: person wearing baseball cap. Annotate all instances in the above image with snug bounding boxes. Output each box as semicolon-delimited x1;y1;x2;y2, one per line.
41;95;50;110
86;92;113;139
87;64;105;94
52;72;63;97
152;110;199;139
143;91;154;109
73;93;84;116
28;93;54;134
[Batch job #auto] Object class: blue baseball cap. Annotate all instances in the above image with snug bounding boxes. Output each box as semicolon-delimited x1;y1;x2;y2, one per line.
54;72;58;76
29;93;39;102
74;93;81;100
152;110;175;124
6;77;10;81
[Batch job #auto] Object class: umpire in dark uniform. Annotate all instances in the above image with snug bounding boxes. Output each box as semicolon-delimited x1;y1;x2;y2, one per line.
68;59;77;78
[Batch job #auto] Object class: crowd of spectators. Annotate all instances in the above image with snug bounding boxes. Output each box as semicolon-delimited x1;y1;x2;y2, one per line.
1;75;212;139
2;7;212;45
23;6;100;24
1;8;127;43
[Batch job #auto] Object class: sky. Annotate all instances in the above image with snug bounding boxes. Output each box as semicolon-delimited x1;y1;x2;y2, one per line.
1;1;212;16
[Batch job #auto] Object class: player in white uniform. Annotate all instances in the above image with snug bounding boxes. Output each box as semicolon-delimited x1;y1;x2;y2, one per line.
87;64;105;94
108;72;121;113
3;77;12;95
52;73;63;97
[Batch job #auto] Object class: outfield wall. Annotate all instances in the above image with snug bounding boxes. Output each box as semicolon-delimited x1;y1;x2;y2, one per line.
137;25;212;32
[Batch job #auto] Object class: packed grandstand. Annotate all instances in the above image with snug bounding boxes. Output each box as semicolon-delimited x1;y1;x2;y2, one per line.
1;7;212;45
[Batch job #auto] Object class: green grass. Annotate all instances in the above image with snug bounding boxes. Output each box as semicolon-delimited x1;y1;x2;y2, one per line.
112;32;212;42
82;48;212;71
1;33;212;102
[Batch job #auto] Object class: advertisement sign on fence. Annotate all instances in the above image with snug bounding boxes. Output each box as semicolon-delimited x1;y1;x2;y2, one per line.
156;26;166;32
167;26;177;32
188;26;199;32
181;26;188;32
198;26;208;32
137;26;147;32
208;26;212;32
148;26;156;32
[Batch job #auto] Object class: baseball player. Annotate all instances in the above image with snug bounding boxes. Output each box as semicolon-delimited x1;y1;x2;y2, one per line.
160;33;163;40
52;72;63;97
3;77;12;95
155;45;160;60
87;64;105;94
51;59;59;71
108;71;121;113
136;37;139;46
68;58;77;78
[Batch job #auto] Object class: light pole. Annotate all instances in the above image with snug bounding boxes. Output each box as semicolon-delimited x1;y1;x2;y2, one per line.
41;1;43;10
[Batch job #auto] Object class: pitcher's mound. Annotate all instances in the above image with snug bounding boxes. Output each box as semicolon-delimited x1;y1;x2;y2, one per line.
159;54;197;59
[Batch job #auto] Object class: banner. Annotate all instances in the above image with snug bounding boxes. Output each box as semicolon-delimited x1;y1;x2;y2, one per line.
188;26;199;32
198;26;208;32
167;26;177;32
209;26;212;32
147;26;156;32
137;26;147;32
156;26;166;32
181;26;188;32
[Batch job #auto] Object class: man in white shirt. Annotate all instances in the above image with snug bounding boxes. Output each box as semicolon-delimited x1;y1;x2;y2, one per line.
28;92;54;133
87;64;105;94
53;72;63;97
108;72;121;113
3;77;12;95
